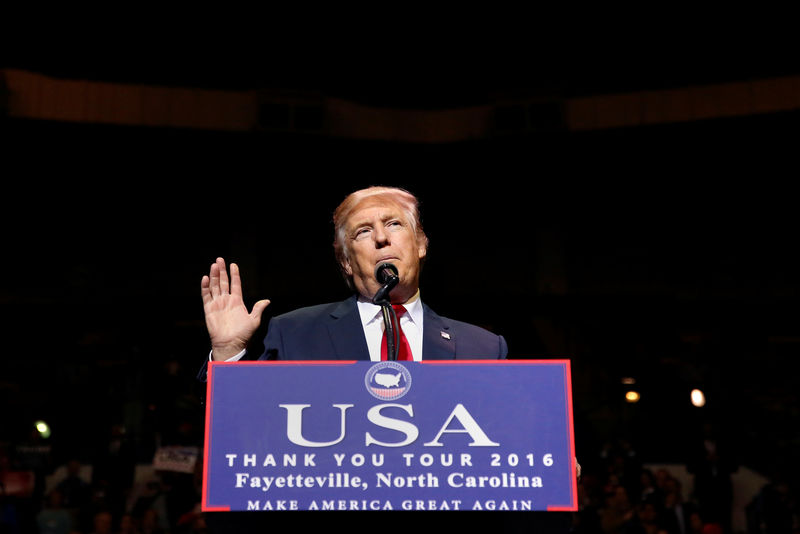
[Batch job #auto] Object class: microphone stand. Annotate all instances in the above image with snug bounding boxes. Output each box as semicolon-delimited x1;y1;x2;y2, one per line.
372;277;400;361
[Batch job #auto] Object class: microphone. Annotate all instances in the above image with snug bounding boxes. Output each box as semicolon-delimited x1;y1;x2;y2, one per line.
372;263;399;306
375;262;399;285
372;262;400;360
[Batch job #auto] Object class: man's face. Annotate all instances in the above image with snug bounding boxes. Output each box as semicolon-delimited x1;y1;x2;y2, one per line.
342;199;426;303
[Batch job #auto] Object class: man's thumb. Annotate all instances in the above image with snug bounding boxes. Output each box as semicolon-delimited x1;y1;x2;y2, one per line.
250;299;271;320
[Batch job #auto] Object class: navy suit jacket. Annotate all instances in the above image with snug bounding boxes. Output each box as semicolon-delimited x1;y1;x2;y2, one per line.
259;295;507;361
198;296;506;381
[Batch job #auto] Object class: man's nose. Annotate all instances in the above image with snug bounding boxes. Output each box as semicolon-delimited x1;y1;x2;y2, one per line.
373;226;390;246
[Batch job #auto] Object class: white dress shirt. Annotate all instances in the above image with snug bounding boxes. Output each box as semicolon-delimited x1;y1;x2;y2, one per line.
356;291;423;361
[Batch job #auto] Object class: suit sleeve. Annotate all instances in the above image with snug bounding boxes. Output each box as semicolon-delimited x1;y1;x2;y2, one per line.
196;349;245;382
499;334;508;359
258;316;282;360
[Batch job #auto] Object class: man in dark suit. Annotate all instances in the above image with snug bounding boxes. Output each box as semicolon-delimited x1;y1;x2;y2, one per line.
200;186;506;369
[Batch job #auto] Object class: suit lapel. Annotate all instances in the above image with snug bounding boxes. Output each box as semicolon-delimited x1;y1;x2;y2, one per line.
327;296;371;360
324;298;456;361
422;304;456;360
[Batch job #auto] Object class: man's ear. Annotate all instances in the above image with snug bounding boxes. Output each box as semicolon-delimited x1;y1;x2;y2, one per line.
342;258;353;276
418;239;428;260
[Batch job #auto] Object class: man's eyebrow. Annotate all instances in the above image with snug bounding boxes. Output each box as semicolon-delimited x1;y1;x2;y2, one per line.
348;218;373;231
349;211;402;229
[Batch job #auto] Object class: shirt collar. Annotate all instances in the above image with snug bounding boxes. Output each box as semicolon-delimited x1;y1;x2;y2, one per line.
357;290;423;327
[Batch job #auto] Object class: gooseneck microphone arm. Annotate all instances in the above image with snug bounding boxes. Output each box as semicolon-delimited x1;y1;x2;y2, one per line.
372;263;400;361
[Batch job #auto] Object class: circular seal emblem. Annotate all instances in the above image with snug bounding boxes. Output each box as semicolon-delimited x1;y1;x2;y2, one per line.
364;361;412;401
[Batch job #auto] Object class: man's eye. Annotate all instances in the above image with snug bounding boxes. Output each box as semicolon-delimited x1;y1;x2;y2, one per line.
354;228;371;239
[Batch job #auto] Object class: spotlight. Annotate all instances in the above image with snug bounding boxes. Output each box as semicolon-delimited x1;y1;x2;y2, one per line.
34;420;51;439
690;389;706;407
625;391;641;403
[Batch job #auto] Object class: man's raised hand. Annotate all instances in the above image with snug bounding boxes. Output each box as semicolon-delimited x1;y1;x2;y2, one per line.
201;258;270;361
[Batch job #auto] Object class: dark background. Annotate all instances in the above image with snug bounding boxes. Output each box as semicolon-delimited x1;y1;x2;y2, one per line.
1;36;799;532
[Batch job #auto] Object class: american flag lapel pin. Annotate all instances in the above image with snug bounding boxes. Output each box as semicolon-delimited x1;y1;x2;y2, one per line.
440;331;451;340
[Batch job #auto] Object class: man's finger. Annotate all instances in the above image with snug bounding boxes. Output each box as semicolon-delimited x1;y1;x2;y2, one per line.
201;275;212;305
230;262;242;298
217;257;230;295
209;262;220;297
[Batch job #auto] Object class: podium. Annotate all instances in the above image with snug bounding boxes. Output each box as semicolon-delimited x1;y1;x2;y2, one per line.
202;360;577;512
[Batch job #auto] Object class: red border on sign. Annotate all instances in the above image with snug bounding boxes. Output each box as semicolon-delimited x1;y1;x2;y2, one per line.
202;359;578;512
202;362;229;511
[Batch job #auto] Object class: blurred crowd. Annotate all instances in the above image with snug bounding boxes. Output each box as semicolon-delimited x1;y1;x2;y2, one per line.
569;438;798;534
0;438;206;534
0;358;207;534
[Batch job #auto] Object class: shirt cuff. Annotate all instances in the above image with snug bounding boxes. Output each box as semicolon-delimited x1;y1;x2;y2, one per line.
208;349;246;362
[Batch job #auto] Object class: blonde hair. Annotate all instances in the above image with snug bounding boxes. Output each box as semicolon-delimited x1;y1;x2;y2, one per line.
332;186;428;288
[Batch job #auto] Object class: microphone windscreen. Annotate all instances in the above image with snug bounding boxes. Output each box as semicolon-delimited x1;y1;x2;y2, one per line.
375;263;399;284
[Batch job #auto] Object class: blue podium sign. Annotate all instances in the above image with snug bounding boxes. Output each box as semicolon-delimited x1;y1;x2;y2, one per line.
202;360;577;512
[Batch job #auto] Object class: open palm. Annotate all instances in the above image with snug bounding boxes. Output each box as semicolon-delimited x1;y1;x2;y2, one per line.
201;258;270;361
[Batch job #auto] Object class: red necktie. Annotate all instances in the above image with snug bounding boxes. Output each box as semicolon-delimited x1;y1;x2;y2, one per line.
381;305;412;361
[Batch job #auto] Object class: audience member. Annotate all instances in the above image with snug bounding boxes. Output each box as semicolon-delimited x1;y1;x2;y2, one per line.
687;511;705;534
88;510;113;534
118;512;140;534
140;508;166;534
55;459;92;530
638;469;663;507
92;424;136;521
600;485;636;534
746;477;796;534
624;501;661;534
687;424;737;533
35;489;73;534
56;460;91;510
